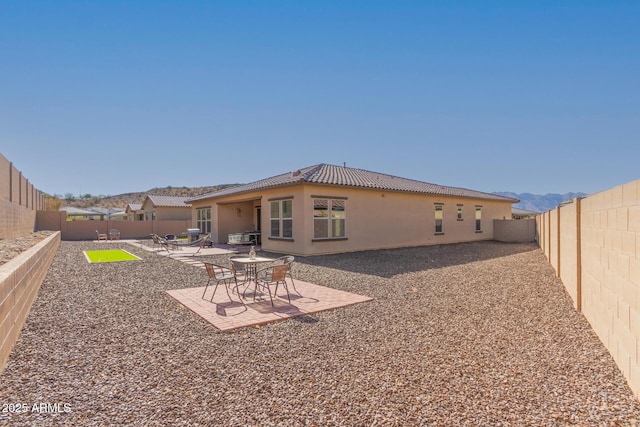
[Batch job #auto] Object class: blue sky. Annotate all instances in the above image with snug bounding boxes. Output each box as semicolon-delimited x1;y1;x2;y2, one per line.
1;1;638;197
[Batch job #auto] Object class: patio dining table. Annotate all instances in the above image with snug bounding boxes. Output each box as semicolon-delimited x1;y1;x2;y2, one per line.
230;256;274;300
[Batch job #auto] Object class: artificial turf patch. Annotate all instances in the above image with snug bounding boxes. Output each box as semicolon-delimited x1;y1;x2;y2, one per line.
84;249;141;263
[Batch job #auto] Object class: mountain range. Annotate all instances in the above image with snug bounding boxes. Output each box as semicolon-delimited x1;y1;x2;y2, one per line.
493;192;587;213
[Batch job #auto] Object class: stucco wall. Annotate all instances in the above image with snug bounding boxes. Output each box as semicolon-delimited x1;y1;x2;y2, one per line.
191;184;514;256
217;200;258;243
155;206;191;221
538;180;640;399
300;184;511;255
138;201;191;221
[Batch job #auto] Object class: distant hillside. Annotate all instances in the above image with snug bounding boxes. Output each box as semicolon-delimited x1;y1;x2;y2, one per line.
494;192;587;213
62;184;240;209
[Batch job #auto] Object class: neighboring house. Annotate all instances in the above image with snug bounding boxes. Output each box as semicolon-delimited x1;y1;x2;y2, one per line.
512;207;539;219
109;210;128;220
62;206;126;220
125;203;143;221
139;195;191;221
60;207;105;221
89;207;126;220
187;163;519;256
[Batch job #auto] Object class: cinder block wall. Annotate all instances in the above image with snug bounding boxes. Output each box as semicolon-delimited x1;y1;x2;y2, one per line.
0;199;37;238
0;153;57;374
493;218;536;243
559;200;579;308
35;211;190;240
0;153;45;238
0;232;60;373
581;181;639;398
539;180;640;399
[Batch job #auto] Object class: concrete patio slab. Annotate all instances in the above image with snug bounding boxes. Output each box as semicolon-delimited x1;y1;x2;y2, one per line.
128;240;238;257
166;279;373;331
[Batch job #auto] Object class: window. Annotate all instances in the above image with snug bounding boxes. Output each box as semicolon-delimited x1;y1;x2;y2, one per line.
457;204;463;221
435;204;443;234
475;206;482;232
270;199;293;239
196;207;211;234
313;198;346;239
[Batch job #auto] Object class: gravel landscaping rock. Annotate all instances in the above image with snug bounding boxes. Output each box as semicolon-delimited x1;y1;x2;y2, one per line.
0;231;55;266
1;240;639;426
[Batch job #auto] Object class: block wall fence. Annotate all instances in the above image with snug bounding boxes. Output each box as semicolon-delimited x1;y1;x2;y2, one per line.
0;232;60;372
537;179;640;399
36;211;191;241
0;153;46;238
0;152;57;374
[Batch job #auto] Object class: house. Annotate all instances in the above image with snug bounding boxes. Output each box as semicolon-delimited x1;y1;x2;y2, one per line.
60;206;105;221
88;207;126;220
187;164;519;256
125;203;143;221
512;207;539;219
138;195;191;221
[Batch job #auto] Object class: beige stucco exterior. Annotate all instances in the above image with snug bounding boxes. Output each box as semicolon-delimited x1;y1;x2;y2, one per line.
139;198;191;221
125;203;143;221
190;182;513;256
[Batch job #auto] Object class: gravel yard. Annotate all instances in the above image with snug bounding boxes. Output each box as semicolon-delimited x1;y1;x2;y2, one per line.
0;231;55;266
1;240;639;426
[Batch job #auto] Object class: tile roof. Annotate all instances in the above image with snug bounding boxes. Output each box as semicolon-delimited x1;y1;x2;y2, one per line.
145;195;192;208
512;207;540;215
126;203;142;212
188;164;519;203
89;207;126;216
60;207;103;215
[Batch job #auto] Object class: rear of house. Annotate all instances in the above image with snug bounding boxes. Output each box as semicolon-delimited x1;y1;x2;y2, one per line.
187;164;518;256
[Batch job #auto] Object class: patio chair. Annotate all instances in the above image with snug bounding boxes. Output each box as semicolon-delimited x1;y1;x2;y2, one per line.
150;234;170;252
202;262;241;303
109;229;120;240
96;230;108;241
273;255;300;295
166;233;212;256
255;264;292;306
229;255;248;286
